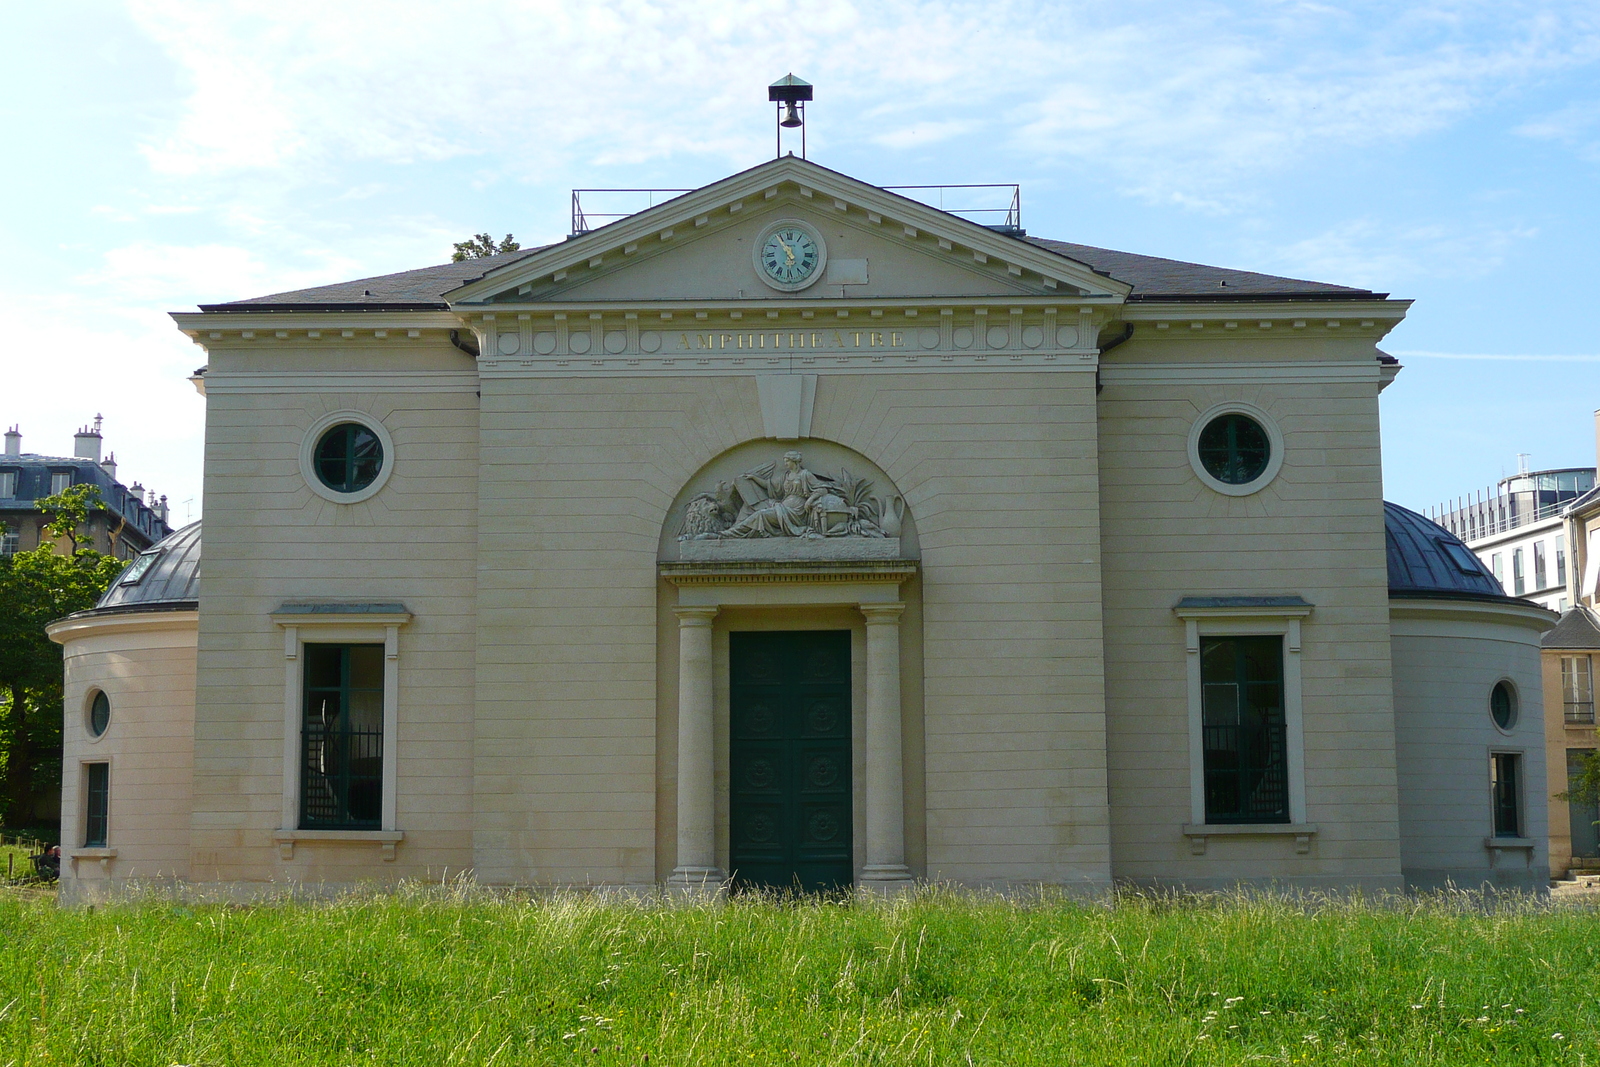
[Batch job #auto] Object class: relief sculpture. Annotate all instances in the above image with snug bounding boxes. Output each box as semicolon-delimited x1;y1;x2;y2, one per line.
680;451;886;541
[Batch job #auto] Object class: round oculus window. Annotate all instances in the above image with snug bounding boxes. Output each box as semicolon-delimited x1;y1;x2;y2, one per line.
1197;413;1271;486
313;422;384;494
1490;681;1518;731
88;690;110;738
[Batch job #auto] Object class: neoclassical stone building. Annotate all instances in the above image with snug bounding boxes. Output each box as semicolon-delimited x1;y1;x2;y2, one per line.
49;157;1556;898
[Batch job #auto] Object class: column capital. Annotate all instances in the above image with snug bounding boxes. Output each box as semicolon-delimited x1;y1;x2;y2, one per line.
859;602;906;623
673;606;719;625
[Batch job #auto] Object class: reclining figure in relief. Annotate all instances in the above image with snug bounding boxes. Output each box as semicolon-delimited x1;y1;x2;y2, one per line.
680;450;887;540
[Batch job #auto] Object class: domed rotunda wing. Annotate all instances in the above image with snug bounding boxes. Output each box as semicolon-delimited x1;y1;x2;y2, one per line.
1383;502;1506;601
92;521;201;614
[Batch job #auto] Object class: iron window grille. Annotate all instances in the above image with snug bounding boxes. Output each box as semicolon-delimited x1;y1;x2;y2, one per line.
1564;655;1596;725
1196;414;1271;486
300;644;384;830
84;762;109;847
1200;635;1289;823
313;423;384;494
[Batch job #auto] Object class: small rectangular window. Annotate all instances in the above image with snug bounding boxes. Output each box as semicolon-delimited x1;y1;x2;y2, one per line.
1565;655;1596;724
1534;541;1548;590
1201;635;1289;824
0;470;15;497
1491;753;1521;838
1557;534;1567;586
1512;548;1525;595
300;644;385;830
50;471;72;495
84;762;110;847
1491;552;1503;585
0;528;16;556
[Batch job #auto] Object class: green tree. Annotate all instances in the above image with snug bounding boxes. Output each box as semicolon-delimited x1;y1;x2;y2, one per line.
450;233;520;262
0;484;127;828
1560;751;1600;808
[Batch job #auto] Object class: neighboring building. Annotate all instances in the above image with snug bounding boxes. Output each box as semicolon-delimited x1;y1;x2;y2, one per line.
1;419;173;559
46;156;1559;900
1431;464;1595;613
1538;412;1600;877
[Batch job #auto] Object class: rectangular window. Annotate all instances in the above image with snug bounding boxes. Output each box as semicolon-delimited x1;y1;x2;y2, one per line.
1201;635;1289;824
1557;534;1567;586
300;644;384;829
1512;548;1525;595
50;471;72;495
1491;552;1503;586
0;470;15;497
84;762;109;847
1534;541;1548;590
1565;655;1596;724
1491;753;1521;837
0;528;16;556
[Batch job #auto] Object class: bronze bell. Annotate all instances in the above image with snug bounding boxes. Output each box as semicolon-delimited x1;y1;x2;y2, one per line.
780;101;803;128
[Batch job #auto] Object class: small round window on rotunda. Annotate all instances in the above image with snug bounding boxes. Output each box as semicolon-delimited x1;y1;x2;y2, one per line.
1197;412;1271;485
1490;680;1518;731
88;690;110;738
313;422;384;494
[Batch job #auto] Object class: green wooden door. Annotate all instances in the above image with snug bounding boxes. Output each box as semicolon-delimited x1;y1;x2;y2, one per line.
730;630;853;891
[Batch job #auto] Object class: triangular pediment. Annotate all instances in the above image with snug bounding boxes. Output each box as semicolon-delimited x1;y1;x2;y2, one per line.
444;158;1130;307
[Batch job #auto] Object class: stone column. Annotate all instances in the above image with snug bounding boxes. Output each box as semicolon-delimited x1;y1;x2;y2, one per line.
860;603;912;889
669;607;724;892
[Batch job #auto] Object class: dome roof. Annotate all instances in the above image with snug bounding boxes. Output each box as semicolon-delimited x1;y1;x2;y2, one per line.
1384;502;1506;600
92;521;200;613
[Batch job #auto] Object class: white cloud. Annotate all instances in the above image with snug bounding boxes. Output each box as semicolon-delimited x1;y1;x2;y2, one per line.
1248;217;1539;290
121;0;1600;205
1514;99;1600;162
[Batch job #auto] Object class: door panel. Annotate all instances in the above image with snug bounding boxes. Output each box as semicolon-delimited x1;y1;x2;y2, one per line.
730;630;852;891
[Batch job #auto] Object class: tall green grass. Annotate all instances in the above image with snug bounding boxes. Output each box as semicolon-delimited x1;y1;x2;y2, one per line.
2;885;1597;1065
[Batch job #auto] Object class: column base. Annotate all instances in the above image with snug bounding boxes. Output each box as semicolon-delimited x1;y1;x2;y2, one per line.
859;864;914;896
666;866;727;899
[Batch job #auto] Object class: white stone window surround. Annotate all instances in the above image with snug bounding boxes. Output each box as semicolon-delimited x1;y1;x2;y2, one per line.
82;687;110;746
270;603;411;861
1174;596;1316;854
1485;747;1536;867
1488;676;1521;735
298;410;397;505
1186;400;1286;498
69;755;118;873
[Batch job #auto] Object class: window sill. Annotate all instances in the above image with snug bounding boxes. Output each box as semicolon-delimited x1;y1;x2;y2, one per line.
273;830;403;861
1483;837;1537;869
1183;824;1319;856
68;847;118;873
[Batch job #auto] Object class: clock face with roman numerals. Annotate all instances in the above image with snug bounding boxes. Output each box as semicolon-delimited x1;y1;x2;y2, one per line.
754;221;827;291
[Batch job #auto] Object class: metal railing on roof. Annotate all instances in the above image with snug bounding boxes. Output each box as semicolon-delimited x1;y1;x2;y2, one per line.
568;182;1023;236
880;184;1021;233
571;189;693;236
1429;472;1595;542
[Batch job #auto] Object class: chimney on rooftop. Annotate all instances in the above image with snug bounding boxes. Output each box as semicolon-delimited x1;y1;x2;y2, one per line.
156;494;169;523
100;451;117;482
3;426;18;457
74;415;104;463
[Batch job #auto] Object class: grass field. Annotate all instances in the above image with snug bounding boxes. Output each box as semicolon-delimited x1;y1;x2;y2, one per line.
2;885;1598;1065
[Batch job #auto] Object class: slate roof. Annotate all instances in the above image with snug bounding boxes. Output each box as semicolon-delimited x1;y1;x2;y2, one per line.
1542;606;1600;650
1385;501;1512;602
198;194;1383;310
1;452;172;547
88;521;200;615
1022;238;1380;301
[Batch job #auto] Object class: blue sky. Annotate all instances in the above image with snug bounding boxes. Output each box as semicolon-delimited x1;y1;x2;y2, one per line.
2;0;1597;523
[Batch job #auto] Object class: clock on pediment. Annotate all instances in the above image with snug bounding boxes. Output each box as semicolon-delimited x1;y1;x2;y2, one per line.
753;219;827;292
